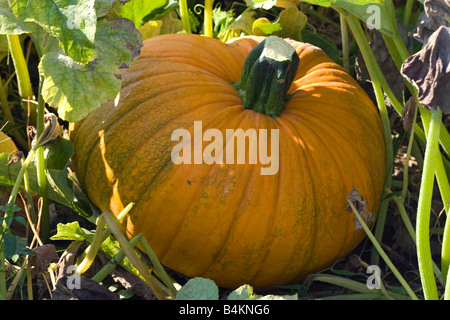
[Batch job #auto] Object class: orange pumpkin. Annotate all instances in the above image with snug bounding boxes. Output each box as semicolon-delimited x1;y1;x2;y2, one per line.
71;34;385;289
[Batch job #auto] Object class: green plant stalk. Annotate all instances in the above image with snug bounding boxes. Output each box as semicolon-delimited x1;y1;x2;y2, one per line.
139;235;177;297
179;0;192;33
36;76;49;243
339;13;350;73
308;274;410;300
401;103;418;200
6;34;35;125
343;12;393;266
92;234;142;283
102;210;167;300
75;216;106;274
347;200;419;300
402;0;415;29
387;188;444;285
0;248;5;300
416;109;441;300
204;0;214;37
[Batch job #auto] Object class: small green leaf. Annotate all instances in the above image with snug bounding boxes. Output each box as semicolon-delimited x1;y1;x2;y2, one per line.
51;221;94;242
121;0;168;28
272;7;307;41
9;0;97;63
175;277;219;300
3;232;34;261
45;136;74;171
252;18;282;36
218;9;256;42
228;284;256;300
245;0;277;10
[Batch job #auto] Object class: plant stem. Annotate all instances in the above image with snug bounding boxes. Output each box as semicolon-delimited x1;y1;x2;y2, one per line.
179;0;192;33
75;216;106;274
204;0;214;37
416;109;441;300
343;12;393;266
339;13;350;73
36;76;49;243
403;0;415;28
6;34;35;125
347;200;419;300
102;210;167;300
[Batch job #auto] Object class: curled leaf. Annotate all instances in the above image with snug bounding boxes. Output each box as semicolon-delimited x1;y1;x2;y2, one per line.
412;0;450;44
346;188;375;231
401;26;450;114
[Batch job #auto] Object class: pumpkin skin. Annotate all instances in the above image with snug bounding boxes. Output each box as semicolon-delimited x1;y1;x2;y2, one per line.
71;34;385;289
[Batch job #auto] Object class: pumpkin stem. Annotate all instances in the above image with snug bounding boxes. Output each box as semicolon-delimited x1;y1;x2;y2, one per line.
233;36;300;117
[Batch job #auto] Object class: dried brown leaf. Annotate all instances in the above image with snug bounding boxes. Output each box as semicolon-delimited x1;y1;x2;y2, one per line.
401;26;450;114
346;188;375;231
29;244;59;277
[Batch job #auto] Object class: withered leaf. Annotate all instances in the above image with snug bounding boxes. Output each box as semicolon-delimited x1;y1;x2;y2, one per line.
412;0;450;44
52;276;120;300
29;244;59;277
402;97;417;131
346;188;375;231
401;26;450;114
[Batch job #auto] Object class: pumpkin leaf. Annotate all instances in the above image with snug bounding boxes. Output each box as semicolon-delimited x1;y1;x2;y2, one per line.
303;33;341;61
272;6;307;41
252;18;282;36
401;26;450;114
9;0;97;63
245;0;277;10
175;277;219;300
412;0;450;44
39;52;121;122
227;284;256;300
3;232;34;262
51;221;94;242
301;0;395;36
218;9;256;42
121;0;168;28
0;0;32;34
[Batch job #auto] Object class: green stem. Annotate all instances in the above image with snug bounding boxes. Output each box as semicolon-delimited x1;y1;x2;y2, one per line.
204;0;213;37
0;249;5;300
416;109;441;300
347;200;419;300
75;216;107;274
387;188;444;285
179;0;192;33
6;34;35;125
401;102;417;200
339;13;350;73
36;76;49;243
233;36;299;117
402;0;415;28
343;12;393;266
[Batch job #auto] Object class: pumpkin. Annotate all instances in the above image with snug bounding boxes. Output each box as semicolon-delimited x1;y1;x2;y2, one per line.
71;34;385;289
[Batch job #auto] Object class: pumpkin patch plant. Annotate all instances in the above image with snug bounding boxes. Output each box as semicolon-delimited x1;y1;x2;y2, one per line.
71;33;386;289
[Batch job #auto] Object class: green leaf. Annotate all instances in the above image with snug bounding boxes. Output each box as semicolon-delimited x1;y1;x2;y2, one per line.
50;221;94;242
0;153;71;208
0;0;32;34
94;19;142;68
252;18;282;36
45;136;74;171
227;284;256;300
3;232;34;261
38;52;121;122
218;9;256;42
9;0;97;63
175;277;219;300
273;7;307;41
245;0;277;10
121;0;168;28
37;17;142;122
